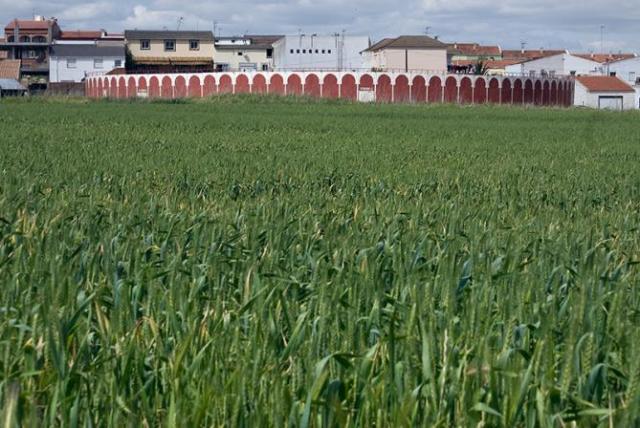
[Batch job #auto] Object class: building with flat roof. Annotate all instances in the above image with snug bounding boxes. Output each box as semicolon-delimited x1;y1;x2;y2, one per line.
214;35;282;71
272;34;370;71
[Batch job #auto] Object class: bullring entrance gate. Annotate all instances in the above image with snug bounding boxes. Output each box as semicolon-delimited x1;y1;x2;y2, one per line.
86;72;574;107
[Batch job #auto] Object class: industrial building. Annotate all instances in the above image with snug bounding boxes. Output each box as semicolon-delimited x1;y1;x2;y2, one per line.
272;34;370;71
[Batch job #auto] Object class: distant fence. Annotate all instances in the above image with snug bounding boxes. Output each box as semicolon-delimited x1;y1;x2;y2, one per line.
86;71;575;107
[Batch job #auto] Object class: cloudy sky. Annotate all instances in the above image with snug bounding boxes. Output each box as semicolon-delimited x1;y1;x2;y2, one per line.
2;0;639;52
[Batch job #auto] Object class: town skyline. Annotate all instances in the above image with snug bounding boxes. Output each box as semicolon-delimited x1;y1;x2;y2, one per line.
1;0;639;53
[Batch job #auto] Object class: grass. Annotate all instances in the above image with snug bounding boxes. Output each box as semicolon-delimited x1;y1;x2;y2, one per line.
1;96;639;427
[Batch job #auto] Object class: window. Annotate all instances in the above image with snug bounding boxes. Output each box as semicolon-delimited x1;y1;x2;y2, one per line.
296;49;300;54
115;59;122;67
140;39;150;50
322;49;325;54
237;51;243;56
33;36;47;43
94;58;103;69
164;39;176;51
315;49;319;53
19;36;31;43
290;49;294;54
262;63;269;71
67;58;77;68
309;50;312;54
302;49;306;54
266;48;273;58
189;40;200;50
7;36;14;42
629;72;636;82
327;49;332;54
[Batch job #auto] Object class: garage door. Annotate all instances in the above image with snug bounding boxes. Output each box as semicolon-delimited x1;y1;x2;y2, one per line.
598;96;623;111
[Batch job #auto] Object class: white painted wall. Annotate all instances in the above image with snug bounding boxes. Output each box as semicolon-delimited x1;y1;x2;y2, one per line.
50;55;124;82
574;81;636;110
505;53;602;76
273;35;369;71
365;48;447;72
607;57;640;86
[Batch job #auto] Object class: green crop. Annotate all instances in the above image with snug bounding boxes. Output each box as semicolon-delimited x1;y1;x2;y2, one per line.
0;96;639;427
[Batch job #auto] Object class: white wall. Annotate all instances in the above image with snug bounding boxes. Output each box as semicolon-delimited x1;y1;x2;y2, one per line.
273;35;369;71
607;57;640;85
50;55;124;82
505;54;602;76
574;82;636;110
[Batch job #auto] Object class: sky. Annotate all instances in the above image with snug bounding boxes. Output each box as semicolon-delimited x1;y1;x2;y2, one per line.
2;0;639;53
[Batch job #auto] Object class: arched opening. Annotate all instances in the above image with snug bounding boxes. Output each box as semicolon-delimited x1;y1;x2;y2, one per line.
376;74;392;102
359;74;374;90
287;74;302;95
459;77;473;104
127;77;137;98
542;81;550;106
161;76;173;98
252;74;267;93
323;74;339;98
304;74;320;97
110;77;118;98
174;76;187;98
341;74;357;100
501;79;512;104
474;78;486;104
269;74;285;95
550;81;558;105
188;76;202;98
428;76;442;103
488;78;500;104
218;75;232;93
512;79;523;105
203;76;216;96
138;77;147;98
524;80;533;104
19;36;31;43
118;77;127;98
33;36;47;43
411;76;427;103
236;75;250;93
534;81;543;105
444;76;458;103
394;75;410;103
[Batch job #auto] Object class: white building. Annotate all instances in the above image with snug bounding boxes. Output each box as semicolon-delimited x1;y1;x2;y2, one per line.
505;53;602;77
50;44;124;82
361;35;448;73
214;35;282;72
607;56;640;109
272;34;370;71
574;76;636;111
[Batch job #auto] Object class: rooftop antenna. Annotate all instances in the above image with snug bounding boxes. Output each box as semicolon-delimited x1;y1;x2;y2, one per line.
177;17;184;31
520;40;527;53
600;24;605;53
424;26;431;36
213;21;217;37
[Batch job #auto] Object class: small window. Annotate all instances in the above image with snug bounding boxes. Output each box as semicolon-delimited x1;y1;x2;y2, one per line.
115;59;122;67
302;49;306;54
94;58;103;69
629;72;636;82
237;51;243;56
262;63;269;71
189;40;200;50
164;39;176;51
315;49;319;53
309;50;312;54
322;49;325;54
140;40;150;50
67;58;77;68
296;49;300;54
327;49;332;54
290;49;294;54
266;48;273;59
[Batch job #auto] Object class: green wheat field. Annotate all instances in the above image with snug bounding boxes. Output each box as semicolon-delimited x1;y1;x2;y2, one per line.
1;96;639;427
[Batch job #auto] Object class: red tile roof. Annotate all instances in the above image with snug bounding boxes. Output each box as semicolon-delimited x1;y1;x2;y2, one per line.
449;43;501;56
502;49;566;61
574;53;636;64
59;30;103;40
576;76;634;93
0;59;21;79
452;59;522;69
5;19;54;30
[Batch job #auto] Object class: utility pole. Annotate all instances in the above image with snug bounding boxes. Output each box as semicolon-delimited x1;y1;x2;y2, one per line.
424;26;431;36
600;24;605;53
177;17;184;31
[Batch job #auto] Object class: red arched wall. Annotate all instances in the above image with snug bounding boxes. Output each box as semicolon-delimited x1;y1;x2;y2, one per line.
175;76;187;98
203;76;216;96
488;79;500;104
411;76;426;102
127;77;136;98
218;75;232;93
188;76;201;98
534;81;543;105
287;74;302;95
341;75;357;100
444;77;458;103
428;76;442;103
513;80;523;104
236;75;250;93
550;81;558;105
524;80;533;104
110;77;117;98
323;74;339;98
304;74;320;97
394;75;410;103
460;77;472;104
253;75;267;93
474;78;486;104
359;74;374;90
376;74;392;102
501;79;512;104
270;75;285;95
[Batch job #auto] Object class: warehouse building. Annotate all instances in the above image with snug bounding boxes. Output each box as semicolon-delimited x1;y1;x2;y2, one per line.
272;34;369;71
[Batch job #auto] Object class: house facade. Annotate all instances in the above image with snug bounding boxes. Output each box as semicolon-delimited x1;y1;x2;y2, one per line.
50;44;125;82
272;34;370;71
0;17;61;90
361;36;448;73
214;35;282;72
124;30;215;73
505;53;602;77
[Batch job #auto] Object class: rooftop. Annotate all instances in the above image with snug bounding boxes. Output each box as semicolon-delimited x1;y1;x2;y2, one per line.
124;30;214;41
575;76;634;93
502;49;567;61
574;53;637;64
5;18;57;31
448;43;501;57
364;35;447;52
58;30;123;41
51;44;125;57
0;59;21;79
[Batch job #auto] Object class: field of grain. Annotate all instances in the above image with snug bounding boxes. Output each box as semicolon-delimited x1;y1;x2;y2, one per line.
1;96;639;427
